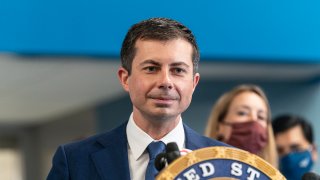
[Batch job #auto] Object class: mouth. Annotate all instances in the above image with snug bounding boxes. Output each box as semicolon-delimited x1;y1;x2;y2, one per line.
151;96;176;101
148;95;178;106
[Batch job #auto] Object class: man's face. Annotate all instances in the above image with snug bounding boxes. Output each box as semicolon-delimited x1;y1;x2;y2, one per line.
275;125;317;161
118;38;199;122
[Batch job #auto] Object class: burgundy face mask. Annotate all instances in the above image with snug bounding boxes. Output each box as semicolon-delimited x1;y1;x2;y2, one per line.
224;121;268;154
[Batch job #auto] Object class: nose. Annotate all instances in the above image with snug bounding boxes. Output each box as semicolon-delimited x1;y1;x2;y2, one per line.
282;148;291;157
249;112;258;121
158;70;173;90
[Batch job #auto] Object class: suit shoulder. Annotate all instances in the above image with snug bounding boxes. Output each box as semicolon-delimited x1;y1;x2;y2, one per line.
62;122;127;153
183;123;231;148
60;132;103;153
200;135;231;147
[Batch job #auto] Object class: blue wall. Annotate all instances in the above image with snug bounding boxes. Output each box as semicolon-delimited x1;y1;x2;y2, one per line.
1;0;320;62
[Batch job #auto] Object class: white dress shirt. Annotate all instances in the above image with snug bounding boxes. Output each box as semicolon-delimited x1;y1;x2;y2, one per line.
126;113;185;180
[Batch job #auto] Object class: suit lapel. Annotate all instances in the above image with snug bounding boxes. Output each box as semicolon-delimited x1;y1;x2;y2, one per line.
89;122;208;179
91;123;131;180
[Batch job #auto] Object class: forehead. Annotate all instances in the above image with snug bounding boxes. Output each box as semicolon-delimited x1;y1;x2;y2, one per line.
275;125;310;146
230;91;267;110
133;39;193;65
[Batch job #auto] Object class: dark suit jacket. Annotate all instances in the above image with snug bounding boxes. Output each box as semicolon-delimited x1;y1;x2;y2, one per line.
47;122;227;180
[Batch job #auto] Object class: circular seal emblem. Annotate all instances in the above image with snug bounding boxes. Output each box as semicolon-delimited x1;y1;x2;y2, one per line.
156;146;286;180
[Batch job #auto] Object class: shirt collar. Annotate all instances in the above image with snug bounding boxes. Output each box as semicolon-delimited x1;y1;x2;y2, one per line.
126;113;185;161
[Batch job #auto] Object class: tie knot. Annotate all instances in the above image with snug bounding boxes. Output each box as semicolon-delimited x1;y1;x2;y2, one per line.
147;141;166;160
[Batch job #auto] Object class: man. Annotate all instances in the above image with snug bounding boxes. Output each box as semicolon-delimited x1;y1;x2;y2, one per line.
47;17;226;180
272;114;318;180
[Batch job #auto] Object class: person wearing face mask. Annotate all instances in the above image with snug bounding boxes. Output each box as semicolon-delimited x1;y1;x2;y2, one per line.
204;84;278;168
272;114;318;180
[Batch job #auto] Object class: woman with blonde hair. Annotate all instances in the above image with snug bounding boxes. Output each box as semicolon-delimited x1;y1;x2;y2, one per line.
204;84;278;168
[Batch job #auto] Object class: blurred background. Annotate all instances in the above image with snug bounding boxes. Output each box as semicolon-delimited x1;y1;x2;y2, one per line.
0;0;319;179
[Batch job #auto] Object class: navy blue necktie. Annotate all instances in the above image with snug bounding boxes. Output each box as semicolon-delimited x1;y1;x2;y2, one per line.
145;141;166;180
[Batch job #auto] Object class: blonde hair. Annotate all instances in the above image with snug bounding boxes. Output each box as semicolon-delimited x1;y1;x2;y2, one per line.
204;84;278;168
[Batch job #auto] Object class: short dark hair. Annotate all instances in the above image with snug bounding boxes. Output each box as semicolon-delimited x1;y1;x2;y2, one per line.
120;17;200;75
272;114;314;144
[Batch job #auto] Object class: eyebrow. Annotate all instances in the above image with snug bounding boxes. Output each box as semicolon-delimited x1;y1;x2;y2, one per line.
171;62;190;68
237;105;266;114
139;60;161;67
139;60;190;68
237;105;250;110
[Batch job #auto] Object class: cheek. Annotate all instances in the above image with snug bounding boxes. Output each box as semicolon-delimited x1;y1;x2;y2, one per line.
128;78;144;97
258;121;268;128
129;76;147;91
177;80;196;94
224;113;241;123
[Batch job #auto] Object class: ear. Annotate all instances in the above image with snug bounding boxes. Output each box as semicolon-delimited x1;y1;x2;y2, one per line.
311;144;318;162
118;67;130;92
192;73;200;90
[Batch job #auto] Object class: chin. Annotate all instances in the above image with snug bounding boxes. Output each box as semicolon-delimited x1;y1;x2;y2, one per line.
150;111;177;121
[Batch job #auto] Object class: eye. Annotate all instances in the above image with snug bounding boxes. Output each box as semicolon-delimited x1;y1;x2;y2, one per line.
143;66;158;73
172;67;186;75
258;115;266;121
237;111;247;116
277;147;285;156
290;144;304;153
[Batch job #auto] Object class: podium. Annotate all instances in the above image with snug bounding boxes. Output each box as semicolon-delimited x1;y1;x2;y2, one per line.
156;146;286;180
